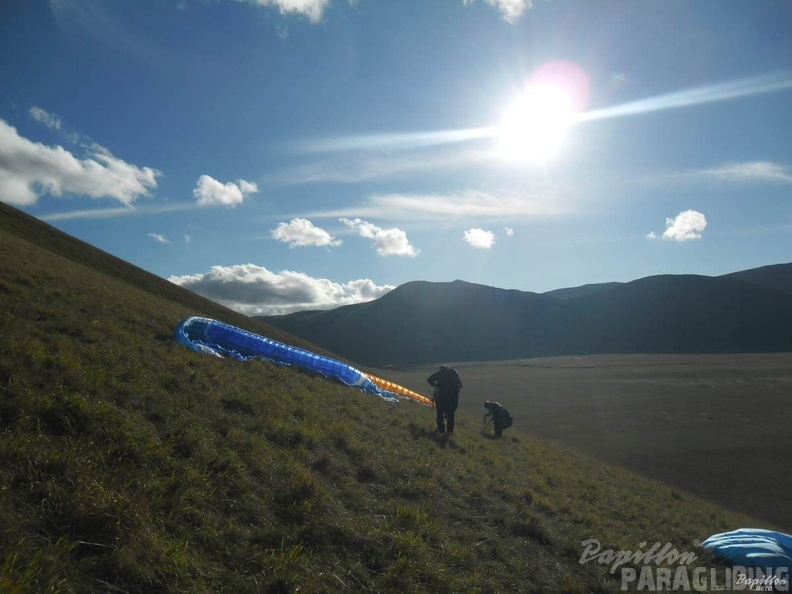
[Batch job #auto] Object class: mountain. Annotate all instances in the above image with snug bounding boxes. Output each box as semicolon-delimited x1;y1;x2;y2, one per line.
542;281;623;299
720;262;792;296
261;267;792;365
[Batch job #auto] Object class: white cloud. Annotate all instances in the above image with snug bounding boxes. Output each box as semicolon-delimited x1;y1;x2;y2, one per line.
242;0;332;23
464;0;533;22
41;202;197;221
464;228;495;249
340;218;420;257
700;161;792;184
267;147;494;186
645;161;792;187
307;190;570;223
0;119;160;206
193;174;259;207
148;233;169;243
648;210;708;242
28;106;80;143
29;107;62;131
238;179;259;194
169;263;394;315
271;218;342;248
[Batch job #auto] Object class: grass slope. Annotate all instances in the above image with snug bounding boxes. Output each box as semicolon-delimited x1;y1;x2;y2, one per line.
0;204;335;360
0;206;763;593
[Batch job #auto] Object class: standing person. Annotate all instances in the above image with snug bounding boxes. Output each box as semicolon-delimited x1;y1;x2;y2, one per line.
427;365;463;434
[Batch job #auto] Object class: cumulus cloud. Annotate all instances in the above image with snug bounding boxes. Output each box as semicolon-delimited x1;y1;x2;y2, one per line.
463;0;533;22
28;106;81;143
242;0;332;23
193;174;259;207
464;228;495;249
647;210;707;242
29;106;62;131
701;161;792;184
271;218;342;248
169;263;394;315
340;218;420;257
0;118;160;206
148;233;169;243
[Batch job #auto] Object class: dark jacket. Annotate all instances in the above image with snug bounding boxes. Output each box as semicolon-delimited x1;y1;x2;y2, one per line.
427;367;463;397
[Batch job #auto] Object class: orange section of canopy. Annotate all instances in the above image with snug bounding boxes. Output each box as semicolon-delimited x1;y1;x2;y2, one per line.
364;373;434;407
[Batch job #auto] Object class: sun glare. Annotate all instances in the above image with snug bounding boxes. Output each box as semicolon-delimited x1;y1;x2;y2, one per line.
496;61;590;163
497;84;574;162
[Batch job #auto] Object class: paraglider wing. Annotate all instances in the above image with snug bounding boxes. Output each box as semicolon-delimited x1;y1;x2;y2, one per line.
174;317;429;405
364;372;434;406
702;528;792;573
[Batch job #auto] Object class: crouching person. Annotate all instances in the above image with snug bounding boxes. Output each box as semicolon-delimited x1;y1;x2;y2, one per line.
484;401;513;438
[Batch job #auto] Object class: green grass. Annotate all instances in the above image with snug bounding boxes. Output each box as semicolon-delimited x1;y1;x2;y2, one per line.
0;204;763;592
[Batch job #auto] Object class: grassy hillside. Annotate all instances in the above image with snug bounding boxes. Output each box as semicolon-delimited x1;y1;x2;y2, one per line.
0;203;335;360
0;205;768;593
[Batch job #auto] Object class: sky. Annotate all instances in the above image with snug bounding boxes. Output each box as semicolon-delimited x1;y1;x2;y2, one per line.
1;0;791;315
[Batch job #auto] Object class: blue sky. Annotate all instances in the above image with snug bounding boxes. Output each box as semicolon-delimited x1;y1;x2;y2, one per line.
2;0;791;314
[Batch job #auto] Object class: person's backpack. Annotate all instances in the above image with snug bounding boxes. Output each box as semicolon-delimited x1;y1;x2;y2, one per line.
436;366;461;394
500;406;513;429
485;401;513;429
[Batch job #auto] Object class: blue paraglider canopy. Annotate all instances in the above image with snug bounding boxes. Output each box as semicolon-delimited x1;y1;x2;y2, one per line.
702;528;792;573
174;316;400;402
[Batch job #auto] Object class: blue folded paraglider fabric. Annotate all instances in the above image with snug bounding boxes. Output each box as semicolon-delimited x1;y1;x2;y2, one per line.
702;528;792;572
175;316;398;402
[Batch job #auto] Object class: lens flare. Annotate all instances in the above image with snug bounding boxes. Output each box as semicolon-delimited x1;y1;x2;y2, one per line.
577;72;792;123
294;70;792;163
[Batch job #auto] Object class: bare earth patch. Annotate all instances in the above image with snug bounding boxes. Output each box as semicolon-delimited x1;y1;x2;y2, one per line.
377;353;792;532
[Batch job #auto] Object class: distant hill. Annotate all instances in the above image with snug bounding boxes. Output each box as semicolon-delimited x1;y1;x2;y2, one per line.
261;266;792;365
542;281;623;299
720;262;792;296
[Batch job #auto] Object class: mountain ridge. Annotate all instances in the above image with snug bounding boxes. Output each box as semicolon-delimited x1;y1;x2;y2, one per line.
261;265;792;366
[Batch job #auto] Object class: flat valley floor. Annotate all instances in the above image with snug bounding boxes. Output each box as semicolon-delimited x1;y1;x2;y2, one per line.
377;353;792;533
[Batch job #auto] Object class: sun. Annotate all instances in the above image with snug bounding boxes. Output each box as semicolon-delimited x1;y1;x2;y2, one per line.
496;83;575;162
495;61;590;163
